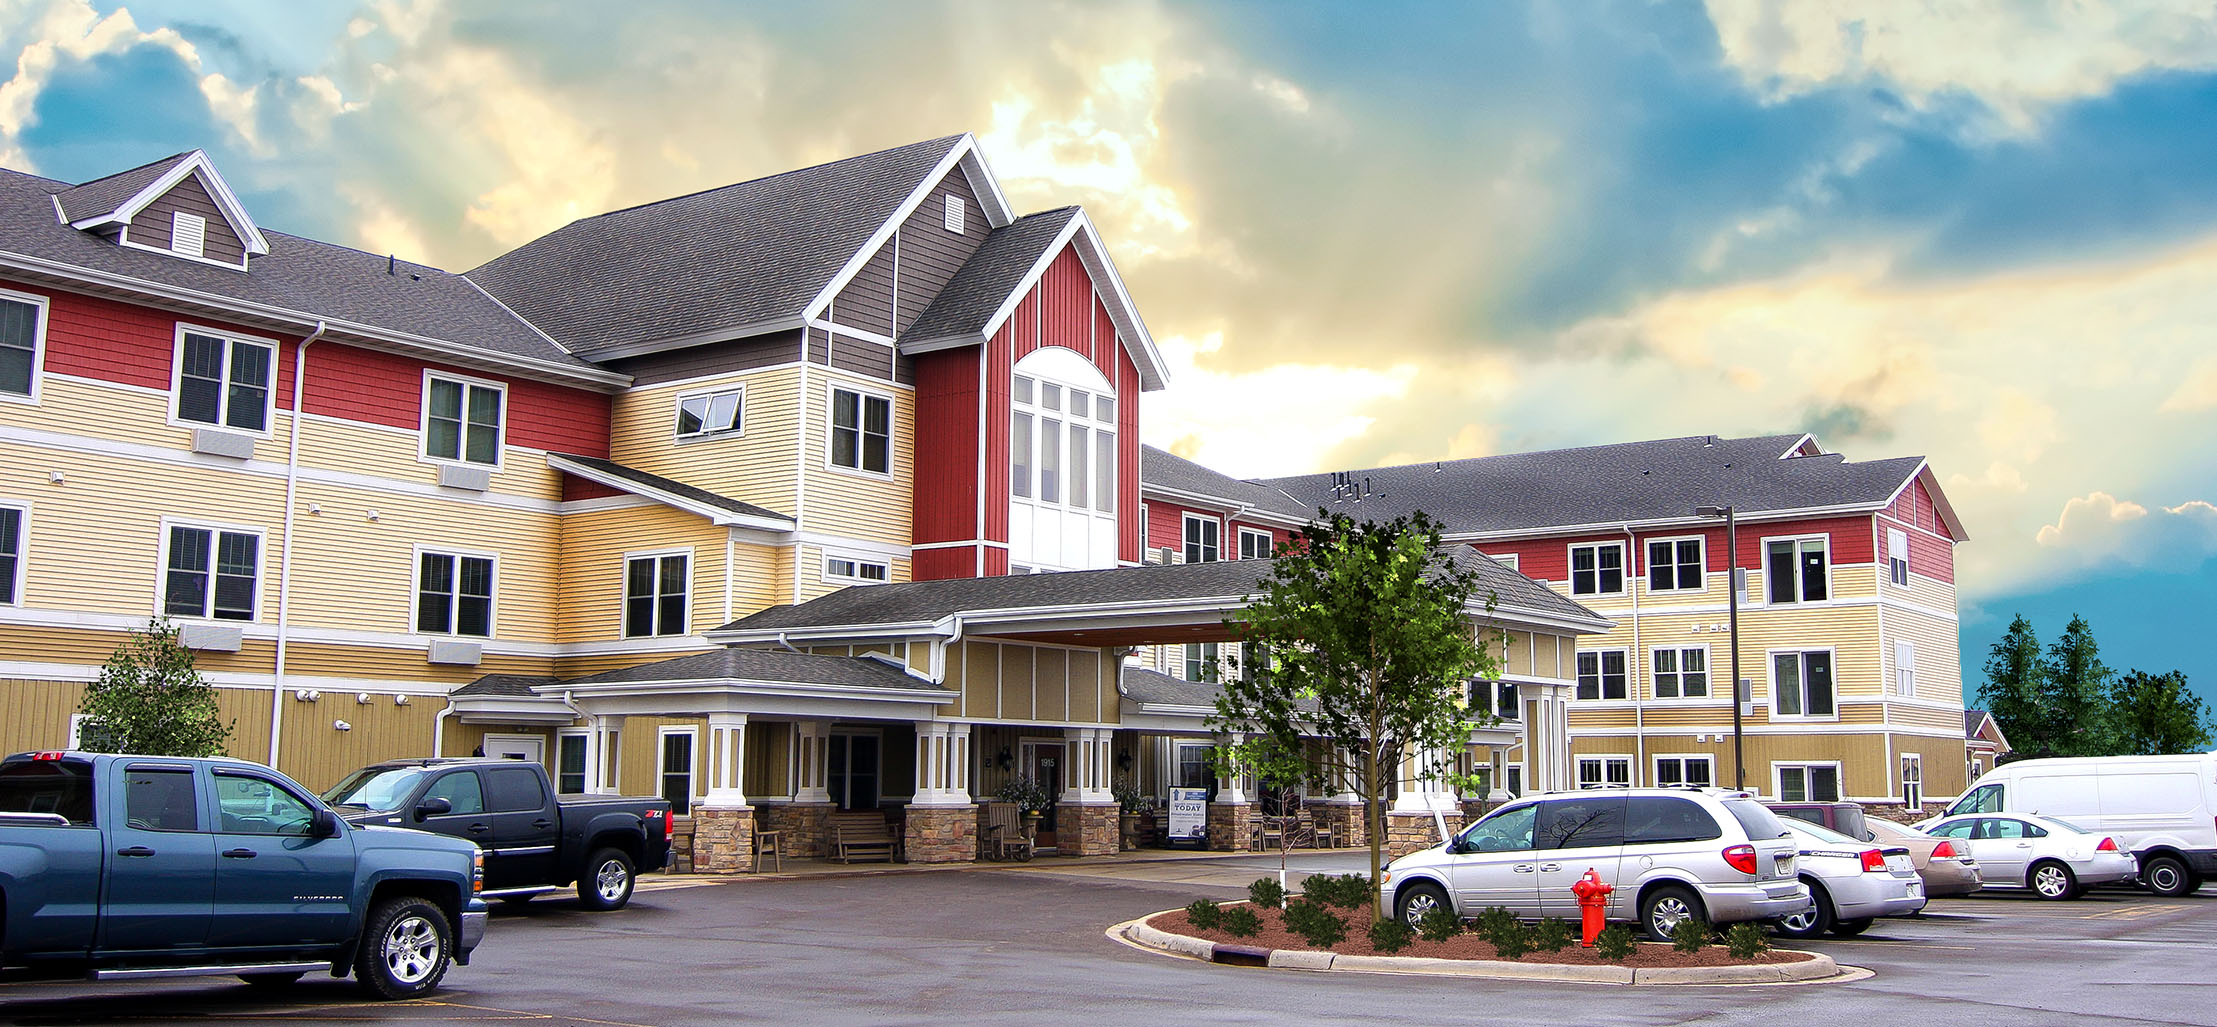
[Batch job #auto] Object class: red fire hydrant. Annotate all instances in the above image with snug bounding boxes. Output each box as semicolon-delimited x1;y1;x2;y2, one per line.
1571;868;1613;947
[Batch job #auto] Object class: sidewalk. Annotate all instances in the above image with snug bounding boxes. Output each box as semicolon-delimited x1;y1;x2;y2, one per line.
635;845;1363;890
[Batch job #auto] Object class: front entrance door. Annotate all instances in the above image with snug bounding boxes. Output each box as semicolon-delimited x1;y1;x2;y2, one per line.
482;733;545;764
828;733;881;811
1021;741;1064;849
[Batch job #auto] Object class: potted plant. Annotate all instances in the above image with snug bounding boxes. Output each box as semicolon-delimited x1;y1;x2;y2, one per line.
1112;774;1158;850
993;776;1052;831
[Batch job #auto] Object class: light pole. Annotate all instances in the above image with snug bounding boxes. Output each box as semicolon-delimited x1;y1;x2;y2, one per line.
1694;505;1744;791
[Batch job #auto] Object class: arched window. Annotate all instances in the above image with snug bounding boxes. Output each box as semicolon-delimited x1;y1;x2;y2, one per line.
1011;347;1117;571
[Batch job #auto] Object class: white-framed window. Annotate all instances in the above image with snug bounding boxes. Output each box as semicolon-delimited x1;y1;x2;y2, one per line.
423;372;505;466
1183;514;1220;563
1138;503;1149;551
1175;741;1213;790
1654;755;1714;788
828;385;892;475
0;288;50;402
171;211;207;257
1651;645;1710;699
0;502;23;605
824;554;890;584
1183;642;1219;683
1893;640;1916;697
1775;762;1842;802
173;326;274;433
1568;541;1625;596
1504;765;1524;797
1575;649;1628;700
623;551;689;637
1887;527;1910;586
1577;756;1631;789
160;521;261;621
943;193;964;233
1238;527;1273;560
658;726;697;816
1771;649;1836;718
1969;756;1984;780
556;731;589;794
1011;372;1115;512
1763;535;1829;604
1486;551;1519;572
675;386;743;440
1467;679;1520;720
1901;753;1923;809
415;549;495;637
1646;536;1704;592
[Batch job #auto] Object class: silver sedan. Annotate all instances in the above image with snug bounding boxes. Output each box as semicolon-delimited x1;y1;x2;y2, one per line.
1914;813;2138;899
1775;818;1926;938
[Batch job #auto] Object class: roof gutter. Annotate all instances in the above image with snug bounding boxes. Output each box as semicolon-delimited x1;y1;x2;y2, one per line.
267;318;327;771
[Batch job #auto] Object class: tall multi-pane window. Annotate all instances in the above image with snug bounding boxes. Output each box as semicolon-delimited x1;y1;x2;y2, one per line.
1646;538;1704;592
829;387;891;474
1773;650;1835;717
417;552;494;636
0;293;46;398
425;375;504;465
1765;537;1829;604
1894;641;1917;697
176;331;273;432
556;734;588;794
1900;754;1923;809
1575;650;1628;700
0;505;21;604
1568;542;1624;595
624;553;689;637
660;730;695;815
1011;373;1115;511
1183;642;1219;682
1183;515;1220;563
163;524;258;620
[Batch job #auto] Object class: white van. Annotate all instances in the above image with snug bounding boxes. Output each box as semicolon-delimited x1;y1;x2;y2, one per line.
1931;752;2217;896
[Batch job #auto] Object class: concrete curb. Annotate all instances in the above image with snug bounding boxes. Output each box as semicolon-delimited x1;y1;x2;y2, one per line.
1116;911;1847;986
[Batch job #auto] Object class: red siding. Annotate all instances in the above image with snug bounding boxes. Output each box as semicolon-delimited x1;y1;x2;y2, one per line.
1115;329;1140;563
560;474;624;501
303;342;610;457
34;287;300;404
981;546;1010;577
911;347;982;556
913;547;977;581
984;320;1012;548
1473;514;1879;587
1908;528;1955;583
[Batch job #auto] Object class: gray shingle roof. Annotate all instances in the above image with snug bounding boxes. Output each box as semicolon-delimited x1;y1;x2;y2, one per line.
551;454;790;524
469;136;963;357
453;674;561;698
717;551;1605;635
0;168;603;376
1141;445;1312;520
1119;666;1223;708
899;207;1077;343
565;648;949;693
1264;434;1935;536
53;152;192;223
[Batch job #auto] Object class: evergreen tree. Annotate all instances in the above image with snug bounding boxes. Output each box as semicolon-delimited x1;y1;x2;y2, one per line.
2109;670;2214;756
2039;614;2116;757
77;619;233;757
1978;615;2046;760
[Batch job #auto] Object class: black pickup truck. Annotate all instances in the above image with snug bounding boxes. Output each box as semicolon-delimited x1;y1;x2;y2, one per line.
322;758;670;911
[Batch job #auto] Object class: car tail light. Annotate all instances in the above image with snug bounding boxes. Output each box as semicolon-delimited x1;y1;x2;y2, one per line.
1931;840;1957;859
31;751;63;760
1860;850;1887;873
1723;844;1760;875
2096;837;2119;852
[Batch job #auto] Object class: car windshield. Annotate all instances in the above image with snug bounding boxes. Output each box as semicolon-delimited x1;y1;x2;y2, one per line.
2041;817;2090;834
1721;799;1791;840
321;767;430;812
1784;819;1859;845
1865;819;1921;841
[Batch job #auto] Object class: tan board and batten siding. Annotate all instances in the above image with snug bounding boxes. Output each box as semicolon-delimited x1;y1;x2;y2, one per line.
950;640;1117;726
126;173;248;266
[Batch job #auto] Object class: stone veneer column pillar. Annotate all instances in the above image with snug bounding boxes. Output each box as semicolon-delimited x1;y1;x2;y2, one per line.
693;712;754;874
1056;726;1119;856
1384;743;1458;860
763;720;834;858
1310;745;1367;849
904;721;977;863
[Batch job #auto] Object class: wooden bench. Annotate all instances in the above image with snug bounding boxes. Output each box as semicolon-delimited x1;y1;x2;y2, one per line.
831;811;899;863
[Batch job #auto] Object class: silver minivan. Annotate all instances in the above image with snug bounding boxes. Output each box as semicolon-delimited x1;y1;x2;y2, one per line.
1382;788;1810;939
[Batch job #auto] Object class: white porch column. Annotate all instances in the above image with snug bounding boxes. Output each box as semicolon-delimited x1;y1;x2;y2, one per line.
791;720;831;804
1062;726;1114;803
912;721;974;806
1213;734;1253;805
1391;742;1461;813
586;716;623;795
1328;746;1362;802
703;712;749;807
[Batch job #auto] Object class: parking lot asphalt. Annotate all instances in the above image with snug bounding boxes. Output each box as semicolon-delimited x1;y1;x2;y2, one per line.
4;853;2213;1026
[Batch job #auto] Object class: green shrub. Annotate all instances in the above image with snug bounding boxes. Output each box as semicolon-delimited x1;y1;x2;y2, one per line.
1593;924;1636;962
1283;899;1349;949
1368;917;1414;954
1221;904;1262;938
1300;872;1371;910
1415;904;1465;943
1725;921;1772;960
1473;906;1519;943
1531;916;1574;952
1671;915;1711;955
1248;877;1286;910
1185;898;1221;931
1489;919;1533;960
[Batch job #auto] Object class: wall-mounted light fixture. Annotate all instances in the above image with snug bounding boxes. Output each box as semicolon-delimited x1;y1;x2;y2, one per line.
333;720;352;732
995;747;1014;770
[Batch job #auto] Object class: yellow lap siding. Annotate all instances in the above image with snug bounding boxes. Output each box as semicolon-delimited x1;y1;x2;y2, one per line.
1570;730;1941;798
1574;603;1881;705
285;478;561;639
800;371;916;545
1884;604;1964;708
557;504;729;645
607;366;802;516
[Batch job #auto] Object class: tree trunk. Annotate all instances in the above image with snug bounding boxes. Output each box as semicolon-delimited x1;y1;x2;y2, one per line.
1365;742;1382;923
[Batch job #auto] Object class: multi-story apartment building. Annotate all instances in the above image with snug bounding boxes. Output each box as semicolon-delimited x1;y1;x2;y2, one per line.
0;136;1606;869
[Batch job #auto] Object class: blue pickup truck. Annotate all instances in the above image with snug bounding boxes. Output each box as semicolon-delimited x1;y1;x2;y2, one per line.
0;751;488;999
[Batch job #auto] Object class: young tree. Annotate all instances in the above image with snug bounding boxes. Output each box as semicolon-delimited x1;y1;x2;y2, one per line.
2109;670;2214;756
1979;615;2046;760
77;618;232;757
1208;510;1499;922
2040;614;2116;757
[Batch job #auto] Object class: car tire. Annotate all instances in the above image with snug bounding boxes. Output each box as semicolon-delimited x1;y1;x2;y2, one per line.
1639;884;1704;942
578;847;636;911
1774;880;1833;939
239;971;305;987
2029;860;2078;900
354;896;452;1000
2142;855;2193;898
1830;917;1874;937
1397;881;1452;927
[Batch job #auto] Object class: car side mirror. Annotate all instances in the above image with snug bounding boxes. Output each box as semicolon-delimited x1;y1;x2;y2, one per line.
311;809;341;838
414;796;453;821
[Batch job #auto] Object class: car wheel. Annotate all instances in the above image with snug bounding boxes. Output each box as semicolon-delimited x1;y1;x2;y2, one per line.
239;971;305;987
1830;917;1874;937
354;896;452;1000
1774;881;1833;939
1639;885;1704;942
2029;860;2078;900
2142;855;2193;898
578;848;636;911
1397;881;1451;927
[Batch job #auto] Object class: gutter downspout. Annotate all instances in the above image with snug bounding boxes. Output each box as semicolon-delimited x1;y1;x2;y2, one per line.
432;705;456;757
1623;524;1643;786
269;320;327;771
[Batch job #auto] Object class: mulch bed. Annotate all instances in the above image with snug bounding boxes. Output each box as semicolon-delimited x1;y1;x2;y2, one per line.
1146;906;1812;969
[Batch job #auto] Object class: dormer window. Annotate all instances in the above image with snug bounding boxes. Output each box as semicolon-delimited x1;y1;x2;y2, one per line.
172;212;207;257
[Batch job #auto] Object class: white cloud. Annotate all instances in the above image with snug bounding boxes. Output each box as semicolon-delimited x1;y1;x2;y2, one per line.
0;0;265;166
2033;491;2217;572
2160;357;2217;412
1141;331;1418;479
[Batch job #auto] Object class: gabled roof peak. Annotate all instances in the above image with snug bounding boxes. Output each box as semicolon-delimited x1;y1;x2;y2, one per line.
56;149;269;257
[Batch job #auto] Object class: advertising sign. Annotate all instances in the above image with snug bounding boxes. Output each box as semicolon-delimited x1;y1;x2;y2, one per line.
1167;787;1209;846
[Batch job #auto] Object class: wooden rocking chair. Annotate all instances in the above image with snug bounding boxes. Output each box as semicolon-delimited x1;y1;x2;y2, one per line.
983;802;1035;861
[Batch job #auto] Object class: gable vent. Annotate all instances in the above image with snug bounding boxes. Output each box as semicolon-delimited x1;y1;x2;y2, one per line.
172;212;206;257
943;194;964;234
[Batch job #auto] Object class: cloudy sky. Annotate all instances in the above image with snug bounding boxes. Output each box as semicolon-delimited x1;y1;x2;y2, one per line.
6;0;2213;710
